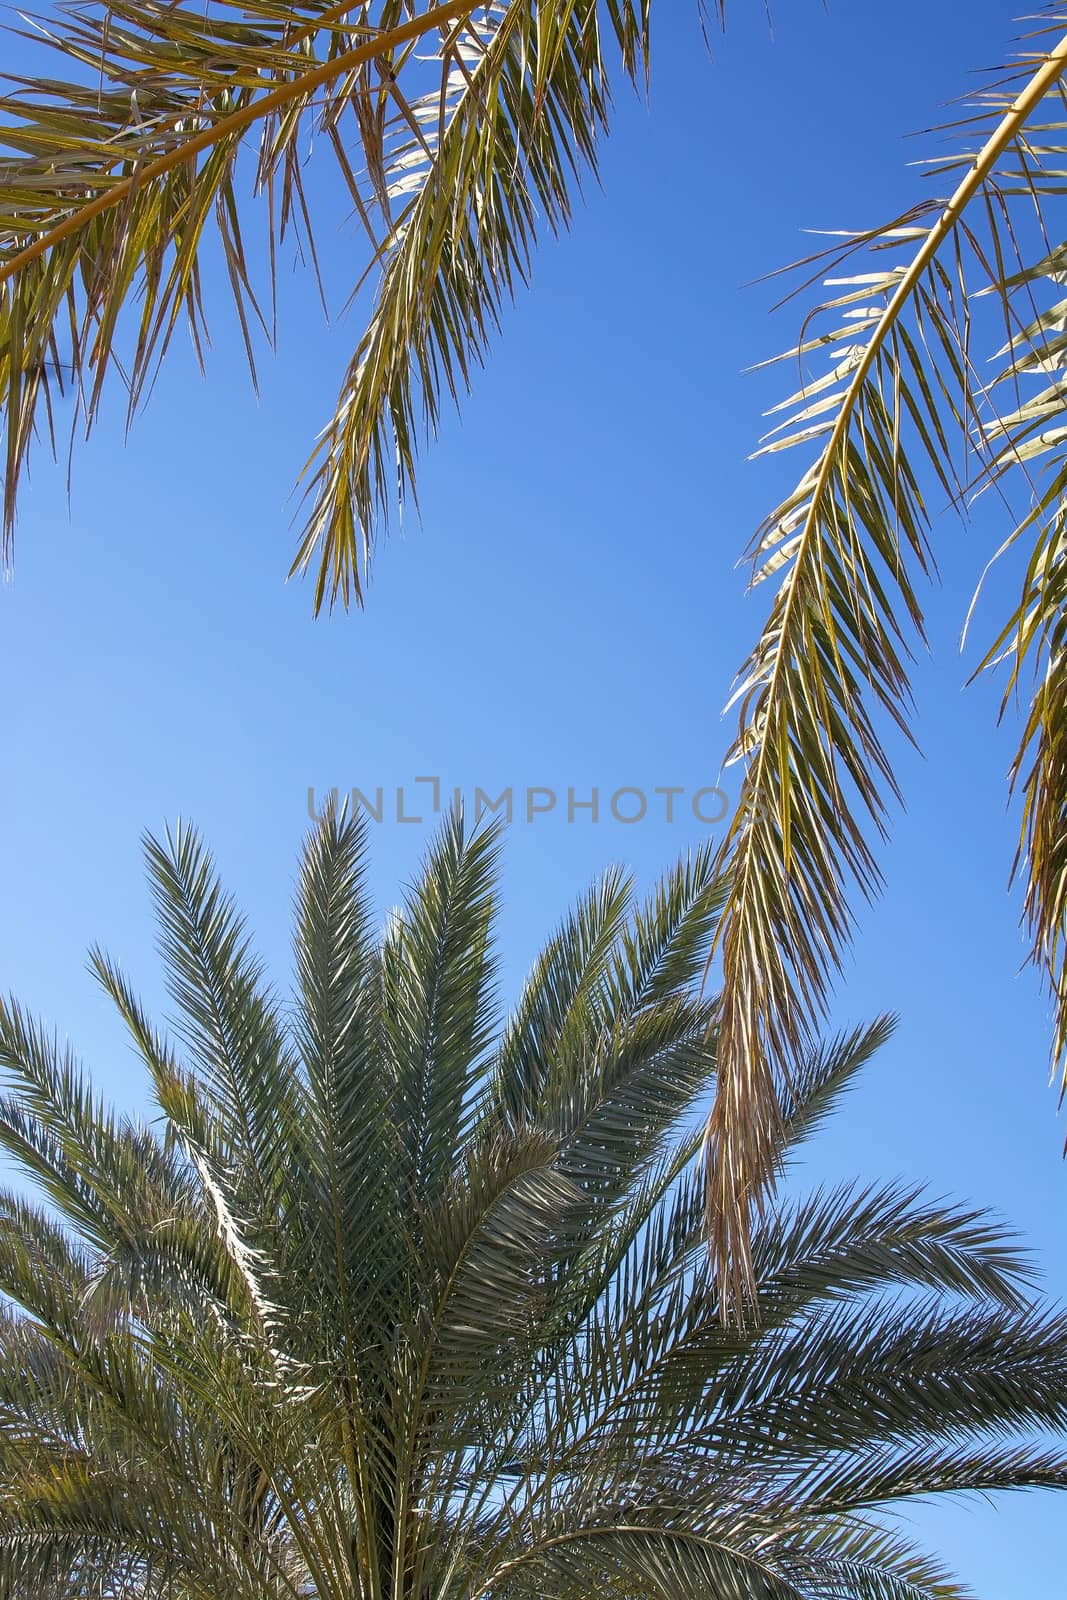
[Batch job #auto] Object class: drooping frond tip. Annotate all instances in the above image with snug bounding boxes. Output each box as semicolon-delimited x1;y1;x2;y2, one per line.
706;14;1067;1312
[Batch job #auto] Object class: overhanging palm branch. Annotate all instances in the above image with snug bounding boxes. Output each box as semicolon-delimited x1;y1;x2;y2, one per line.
707;4;1067;1312
1;803;1066;1598
0;0;660;607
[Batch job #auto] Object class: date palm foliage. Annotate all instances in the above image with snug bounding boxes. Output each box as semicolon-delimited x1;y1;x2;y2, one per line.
7;0;1067;1324
0;0;659;609
2;804;1067;1598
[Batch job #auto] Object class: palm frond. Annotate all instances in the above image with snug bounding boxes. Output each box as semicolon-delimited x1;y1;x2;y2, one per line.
777;1019;896;1155
602;839;726;1012
707;10;1067;1312
479;1525;811;1600
0;999;197;1278
143;822;300;1220
0;1;653;603
713;1296;1067;1473
764;1520;966;1600
293;0;651;607
753;1179;1035;1317
791;1436;1067;1517
381;807;500;1211
492;863;634;1126
290;800;404;1357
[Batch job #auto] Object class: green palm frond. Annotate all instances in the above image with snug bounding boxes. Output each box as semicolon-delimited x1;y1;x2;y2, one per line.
143;822;302;1221
382;807;500;1210
0;0;658;604
769;1521;965;1600
777;1019;896;1153
477;1524;813;1600
0;1000;201;1279
420;1125;577;1388
290;802;402;1367
1;810;1066;1600
706;7;1067;1311
761;1179;1033;1313
492;862;633;1126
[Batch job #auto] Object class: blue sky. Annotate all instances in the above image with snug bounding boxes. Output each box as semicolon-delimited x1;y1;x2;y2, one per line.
2;1;1066;1590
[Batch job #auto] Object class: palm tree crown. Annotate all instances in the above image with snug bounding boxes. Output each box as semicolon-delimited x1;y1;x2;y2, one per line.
1;805;1067;1598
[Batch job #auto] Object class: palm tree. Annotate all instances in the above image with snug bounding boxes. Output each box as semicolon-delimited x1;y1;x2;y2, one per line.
1;805;1067;1598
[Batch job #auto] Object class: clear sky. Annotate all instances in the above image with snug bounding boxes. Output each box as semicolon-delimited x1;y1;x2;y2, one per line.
1;2;1065;1592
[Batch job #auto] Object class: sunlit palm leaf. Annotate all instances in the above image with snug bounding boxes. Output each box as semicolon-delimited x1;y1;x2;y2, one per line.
707;9;1067;1313
292;0;652;607
0;0;654;605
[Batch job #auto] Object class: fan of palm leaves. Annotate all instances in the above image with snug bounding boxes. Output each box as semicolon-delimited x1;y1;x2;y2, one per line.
0;0;661;608
0;802;1066;1597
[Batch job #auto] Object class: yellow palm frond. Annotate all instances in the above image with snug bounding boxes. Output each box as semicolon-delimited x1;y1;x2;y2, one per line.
708;12;1067;1316
0;1;652;602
